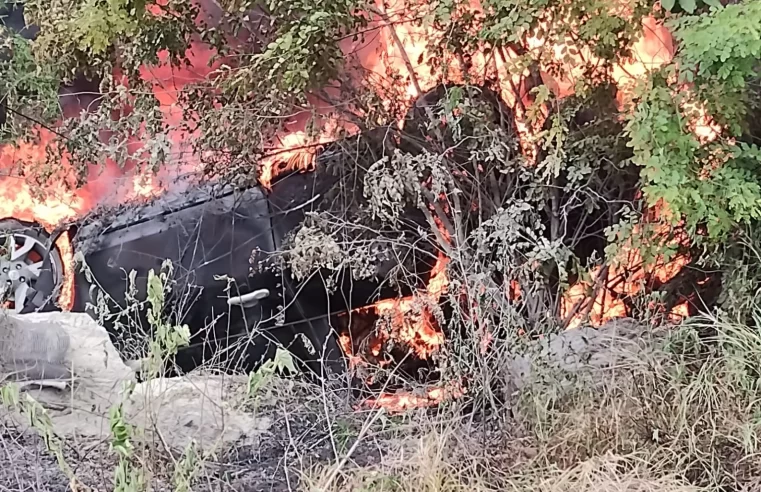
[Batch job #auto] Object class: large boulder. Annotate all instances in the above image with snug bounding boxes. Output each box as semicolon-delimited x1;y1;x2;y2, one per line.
503;318;666;396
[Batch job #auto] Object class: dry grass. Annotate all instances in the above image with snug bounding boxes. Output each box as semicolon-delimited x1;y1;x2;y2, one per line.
305;428;703;492
303;313;761;492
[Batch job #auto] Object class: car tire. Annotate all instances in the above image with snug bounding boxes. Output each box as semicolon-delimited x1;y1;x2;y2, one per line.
0;219;65;313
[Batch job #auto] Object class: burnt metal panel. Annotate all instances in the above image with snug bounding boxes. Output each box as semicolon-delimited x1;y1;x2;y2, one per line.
71;184;280;368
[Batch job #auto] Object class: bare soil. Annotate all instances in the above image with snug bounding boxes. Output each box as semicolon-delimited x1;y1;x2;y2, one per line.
0;312;388;491
0;382;388;491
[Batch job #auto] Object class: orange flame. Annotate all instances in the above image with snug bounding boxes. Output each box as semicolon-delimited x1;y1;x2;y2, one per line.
358;381;466;414
55;233;75;310
341;293;446;361
0;35;224;309
561;218;692;329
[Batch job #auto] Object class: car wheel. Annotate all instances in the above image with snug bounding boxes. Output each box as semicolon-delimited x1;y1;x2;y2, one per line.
0;219;65;313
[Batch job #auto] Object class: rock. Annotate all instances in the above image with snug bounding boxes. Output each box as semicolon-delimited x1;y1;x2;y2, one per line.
128;375;271;451
1;359;72;382
0;310;70;363
0;312;75;385
504;318;664;395
0;311;269;452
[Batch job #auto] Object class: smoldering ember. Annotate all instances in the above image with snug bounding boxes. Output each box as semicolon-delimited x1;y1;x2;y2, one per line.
2;0;761;490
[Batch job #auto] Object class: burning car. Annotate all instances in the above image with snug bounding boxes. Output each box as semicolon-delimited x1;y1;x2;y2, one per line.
0;3;437;382
1;1;458;381
1;0;723;401
1;1;351;376
0;132;444;379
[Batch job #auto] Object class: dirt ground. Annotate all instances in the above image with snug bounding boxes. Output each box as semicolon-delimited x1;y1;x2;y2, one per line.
0;380;390;491
0;313;389;492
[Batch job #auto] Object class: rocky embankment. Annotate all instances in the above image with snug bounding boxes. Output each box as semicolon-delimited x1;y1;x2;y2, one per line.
0;311;268;451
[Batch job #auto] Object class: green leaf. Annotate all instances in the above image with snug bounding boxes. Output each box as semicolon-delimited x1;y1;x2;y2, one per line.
662;0;676;12
702;0;722;8
273;348;297;374
679;0;697;14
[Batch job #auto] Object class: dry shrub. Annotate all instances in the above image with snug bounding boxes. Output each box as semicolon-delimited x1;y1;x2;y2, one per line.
508;314;761;489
